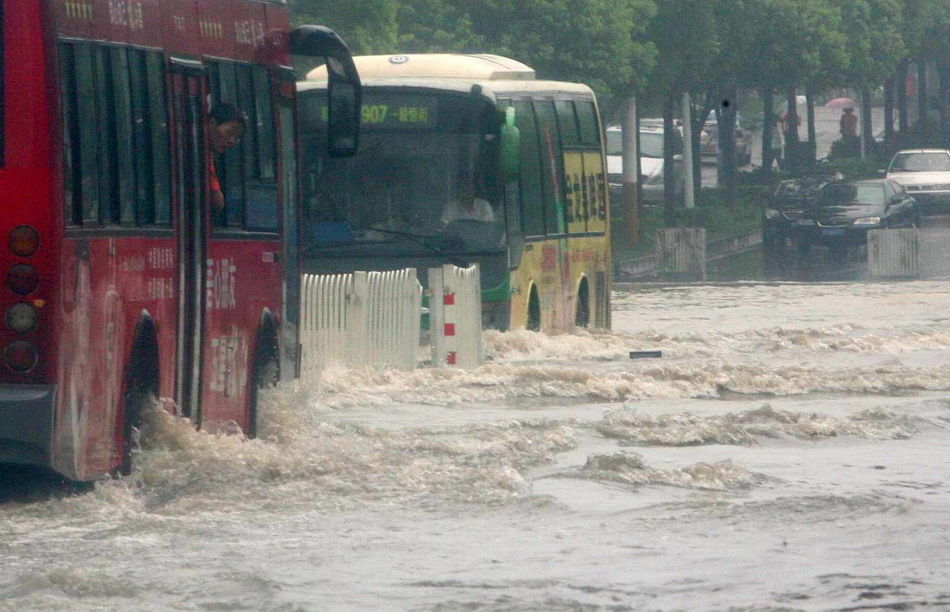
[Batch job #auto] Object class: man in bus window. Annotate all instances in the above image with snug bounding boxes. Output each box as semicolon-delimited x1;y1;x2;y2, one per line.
440;173;494;226
208;103;247;212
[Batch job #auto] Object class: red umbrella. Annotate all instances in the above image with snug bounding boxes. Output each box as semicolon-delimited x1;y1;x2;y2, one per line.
825;97;857;109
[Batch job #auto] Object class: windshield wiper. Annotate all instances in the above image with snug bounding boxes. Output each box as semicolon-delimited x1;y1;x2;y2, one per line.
362;227;469;267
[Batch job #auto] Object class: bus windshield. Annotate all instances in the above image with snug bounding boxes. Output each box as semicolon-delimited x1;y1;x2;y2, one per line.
299;90;504;252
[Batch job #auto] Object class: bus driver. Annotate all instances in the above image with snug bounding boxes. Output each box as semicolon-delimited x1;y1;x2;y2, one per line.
440;173;494;226
207;103;247;211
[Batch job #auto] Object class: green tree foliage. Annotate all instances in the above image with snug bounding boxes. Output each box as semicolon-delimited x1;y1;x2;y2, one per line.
901;0;950;60
443;0;656;112
290;0;656;114
837;0;904;88
395;1;487;53
289;0;399;54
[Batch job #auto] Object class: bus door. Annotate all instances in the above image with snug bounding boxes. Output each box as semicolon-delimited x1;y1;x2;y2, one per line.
170;62;208;425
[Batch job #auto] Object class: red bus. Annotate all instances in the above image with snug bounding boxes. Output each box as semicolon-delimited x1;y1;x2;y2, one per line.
0;1;360;481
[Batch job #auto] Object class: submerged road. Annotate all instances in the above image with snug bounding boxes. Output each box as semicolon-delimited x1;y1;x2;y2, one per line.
2;275;949;610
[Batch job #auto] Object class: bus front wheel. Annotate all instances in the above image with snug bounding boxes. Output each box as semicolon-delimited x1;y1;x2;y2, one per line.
527;287;541;332
119;321;159;476
575;279;590;329
248;323;280;439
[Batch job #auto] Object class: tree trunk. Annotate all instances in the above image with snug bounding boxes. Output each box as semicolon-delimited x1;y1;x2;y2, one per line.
662;95;676;227
917;57;928;133
861;88;873;159
897;59;909;134
942;61;949;147
761;88;776;173
720;85;739;210
785;87;799;145
805;87;816;164
691;94;712;192
884;76;895;148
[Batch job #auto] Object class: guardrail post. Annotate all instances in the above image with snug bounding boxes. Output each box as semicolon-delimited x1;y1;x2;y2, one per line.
347;271;368;368
429;265;447;367
429;264;482;368
656;227;706;281
867;228;919;279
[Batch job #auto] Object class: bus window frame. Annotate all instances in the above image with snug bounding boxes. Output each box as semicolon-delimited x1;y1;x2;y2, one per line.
59;39;174;236
575;100;601;147
532;98;568;238
207;59;281;237
0;3;4;167
555;97;607;238
504;94;607;242
509;97;545;240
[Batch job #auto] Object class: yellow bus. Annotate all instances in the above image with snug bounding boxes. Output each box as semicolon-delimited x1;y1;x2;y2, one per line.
298;54;610;332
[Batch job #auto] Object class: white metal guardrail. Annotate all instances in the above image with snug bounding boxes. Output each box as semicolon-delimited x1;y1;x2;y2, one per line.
655;227;707;280
868;228;920;279
429;264;483;369
300;268;422;375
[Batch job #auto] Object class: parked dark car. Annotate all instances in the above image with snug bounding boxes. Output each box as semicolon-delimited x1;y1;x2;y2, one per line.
763;173;842;266
793;179;920;258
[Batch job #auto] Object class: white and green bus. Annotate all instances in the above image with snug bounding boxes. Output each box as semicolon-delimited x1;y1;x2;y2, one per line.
298;54;611;331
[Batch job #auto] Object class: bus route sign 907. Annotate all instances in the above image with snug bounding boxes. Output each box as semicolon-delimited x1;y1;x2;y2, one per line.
313;94;438;130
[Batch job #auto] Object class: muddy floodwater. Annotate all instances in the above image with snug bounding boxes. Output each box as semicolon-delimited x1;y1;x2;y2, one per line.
2;281;950;610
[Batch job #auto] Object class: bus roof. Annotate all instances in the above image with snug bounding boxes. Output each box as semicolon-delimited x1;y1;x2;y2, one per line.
306;54;536;81
300;54;595;100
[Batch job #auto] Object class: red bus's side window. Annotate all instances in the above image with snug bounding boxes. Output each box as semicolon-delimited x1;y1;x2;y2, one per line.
0;3;5;167
207;60;279;233
59;41;171;229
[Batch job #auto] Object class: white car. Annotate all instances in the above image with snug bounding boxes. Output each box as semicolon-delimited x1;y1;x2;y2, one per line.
605;125;683;204
884;149;950;212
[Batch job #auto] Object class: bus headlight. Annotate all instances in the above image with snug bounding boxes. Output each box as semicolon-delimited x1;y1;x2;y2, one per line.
853;216;881;225
6;303;37;333
4;341;38;372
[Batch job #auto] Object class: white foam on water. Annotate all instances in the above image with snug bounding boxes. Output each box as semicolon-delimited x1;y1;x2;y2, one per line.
3;566;140;600
56;392;578;515
576;451;757;491
596;404;919;446
313;357;950;407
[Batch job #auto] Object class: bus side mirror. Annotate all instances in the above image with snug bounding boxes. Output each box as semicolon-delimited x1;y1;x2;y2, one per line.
326;68;360;157
500;107;520;181
290;25;362;158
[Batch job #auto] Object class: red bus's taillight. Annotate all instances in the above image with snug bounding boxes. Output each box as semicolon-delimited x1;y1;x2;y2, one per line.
8;265;39;295
6;303;37;334
4;341;38;372
9;226;40;257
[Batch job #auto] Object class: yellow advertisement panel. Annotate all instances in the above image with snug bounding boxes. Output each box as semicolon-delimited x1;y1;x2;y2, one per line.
583;151;607;235
562;150;608;235
563;151;587;234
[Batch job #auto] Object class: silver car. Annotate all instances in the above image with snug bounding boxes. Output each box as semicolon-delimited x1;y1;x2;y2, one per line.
884;149;950;212
701;116;752;166
605;125;683;204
